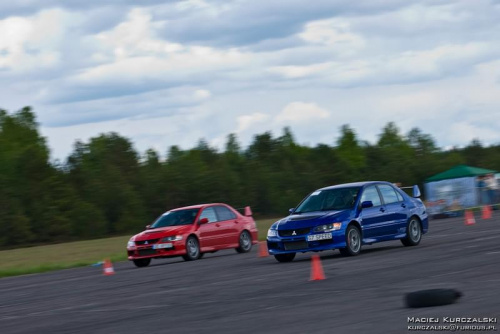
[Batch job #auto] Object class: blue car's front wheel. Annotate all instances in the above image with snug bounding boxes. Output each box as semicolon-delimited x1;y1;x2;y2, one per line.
274;253;296;262
339;225;362;257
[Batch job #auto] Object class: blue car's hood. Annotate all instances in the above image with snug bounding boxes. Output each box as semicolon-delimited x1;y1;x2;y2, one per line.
275;210;351;229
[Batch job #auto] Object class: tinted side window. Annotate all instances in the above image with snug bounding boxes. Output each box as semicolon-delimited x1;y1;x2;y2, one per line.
199;207;218;223
360;186;382;206
395;190;404;202
215;206;237;221
378;185;400;204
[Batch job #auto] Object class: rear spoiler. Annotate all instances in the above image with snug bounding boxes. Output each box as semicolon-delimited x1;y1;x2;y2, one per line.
398;184;421;198
236;206;253;217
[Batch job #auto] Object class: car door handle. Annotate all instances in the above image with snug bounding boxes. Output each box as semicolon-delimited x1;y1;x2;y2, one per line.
379;208;385;213
401;203;406;208
215;223;220;227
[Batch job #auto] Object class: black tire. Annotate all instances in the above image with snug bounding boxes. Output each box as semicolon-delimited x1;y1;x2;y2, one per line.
339;225;362;256
133;258;151;268
401;217;422;246
405;289;462;308
182;236;200;261
236;230;252;253
274;253;296;262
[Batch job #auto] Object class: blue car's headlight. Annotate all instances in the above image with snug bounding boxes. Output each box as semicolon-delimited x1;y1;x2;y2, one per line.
161;236;183;242
267;229;278;237
313;223;342;233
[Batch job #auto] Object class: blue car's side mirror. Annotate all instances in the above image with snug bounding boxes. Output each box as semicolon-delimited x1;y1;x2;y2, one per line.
361;201;373;209
289;208;295;214
412;185;421;198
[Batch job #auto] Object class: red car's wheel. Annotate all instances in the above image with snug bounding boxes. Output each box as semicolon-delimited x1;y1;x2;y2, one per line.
236;230;252;253
182;236;200;261
133;258;151;268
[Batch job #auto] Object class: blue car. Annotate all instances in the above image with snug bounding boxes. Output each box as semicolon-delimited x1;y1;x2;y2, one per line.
267;181;428;262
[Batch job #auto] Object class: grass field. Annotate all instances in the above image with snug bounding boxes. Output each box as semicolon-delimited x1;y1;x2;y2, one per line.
0;218;278;278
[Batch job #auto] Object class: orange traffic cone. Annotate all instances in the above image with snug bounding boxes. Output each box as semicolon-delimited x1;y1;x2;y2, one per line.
103;258;115;276
309;254;325;281
482;205;492;220
258;241;268;257
464;210;476;226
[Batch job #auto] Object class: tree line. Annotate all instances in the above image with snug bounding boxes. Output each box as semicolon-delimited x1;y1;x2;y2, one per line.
1;107;499;247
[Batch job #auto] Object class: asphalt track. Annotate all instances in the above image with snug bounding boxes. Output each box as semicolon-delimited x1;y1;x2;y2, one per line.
1;213;499;334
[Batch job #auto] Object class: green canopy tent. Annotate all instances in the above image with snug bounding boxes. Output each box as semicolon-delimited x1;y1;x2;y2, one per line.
424;165;497;215
426;165;496;182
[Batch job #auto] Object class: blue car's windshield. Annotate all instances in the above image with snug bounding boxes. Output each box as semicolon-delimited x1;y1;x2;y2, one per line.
150;209;199;228
294;187;361;213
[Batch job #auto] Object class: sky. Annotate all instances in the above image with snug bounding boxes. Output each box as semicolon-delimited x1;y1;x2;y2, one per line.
1;0;500;160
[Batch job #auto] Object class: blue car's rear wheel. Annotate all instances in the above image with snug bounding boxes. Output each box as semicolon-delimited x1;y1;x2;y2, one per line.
274;253;296;262
339;225;362;256
402;217;422;246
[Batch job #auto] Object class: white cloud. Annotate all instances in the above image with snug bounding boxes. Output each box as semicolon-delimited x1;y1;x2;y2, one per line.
299;18;365;51
193;89;211;100
268;63;331;79
355;3;475;37
308;42;500;88
77;45;250;87
447;122;499;144
386;42;496;77
236;113;270;133
94;8;184;60
275;102;330;123
0;9;69;72
76;7;253;86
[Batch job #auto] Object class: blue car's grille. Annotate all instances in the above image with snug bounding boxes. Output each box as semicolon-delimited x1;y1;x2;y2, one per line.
284;241;308;251
278;228;310;237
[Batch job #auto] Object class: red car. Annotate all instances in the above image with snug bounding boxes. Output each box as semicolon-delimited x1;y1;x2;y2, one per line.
127;203;258;267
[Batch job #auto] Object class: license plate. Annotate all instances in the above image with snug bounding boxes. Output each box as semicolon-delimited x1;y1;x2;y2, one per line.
153;243;173;249
307;233;332;241
138;249;156;256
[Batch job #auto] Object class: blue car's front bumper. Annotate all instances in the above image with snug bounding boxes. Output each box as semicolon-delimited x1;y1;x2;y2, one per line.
267;230;347;255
